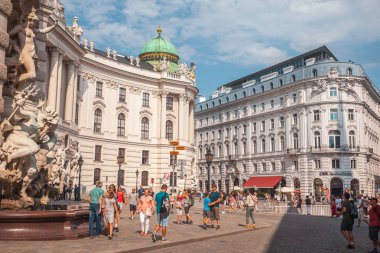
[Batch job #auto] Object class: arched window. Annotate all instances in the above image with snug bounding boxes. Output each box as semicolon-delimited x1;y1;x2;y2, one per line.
270;137;275;152
141;117;149;139
94;108;102;133
280;136;285;151
270;82;274;89
253;140;257;154
293;133;299;149
314;131;321;149
312;69;318;77
218;99;222;105
93;168;101;184
252;88;256;95
200;105;203;111
291;75;296;82
166;120;173;140
279;79;283;86
261;85;264;92
141;171;149;186
234;94;238;100
117;113;126;136
212;101;215;107
243;91;246;98
349;130;355;149
225;143;230;156
234;142;238;155
347;68;352;75
261;139;266;153
243;141;247;154
329;130;341;148
206;103;209;109
218;144;222;157
226;97;229;103
117;169;125;186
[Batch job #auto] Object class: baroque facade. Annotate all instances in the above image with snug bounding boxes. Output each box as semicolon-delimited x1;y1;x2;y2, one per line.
9;1;198;195
195;46;380;200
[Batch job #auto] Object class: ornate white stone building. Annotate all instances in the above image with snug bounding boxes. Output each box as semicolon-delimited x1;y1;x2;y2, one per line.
32;1;198;194
195;46;380;200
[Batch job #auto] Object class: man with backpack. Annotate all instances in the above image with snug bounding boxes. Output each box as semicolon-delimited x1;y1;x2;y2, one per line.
152;184;170;243
336;192;355;249
364;197;380;253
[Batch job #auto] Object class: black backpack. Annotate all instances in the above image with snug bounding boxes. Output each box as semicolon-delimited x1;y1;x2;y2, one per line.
350;201;358;219
160;193;170;214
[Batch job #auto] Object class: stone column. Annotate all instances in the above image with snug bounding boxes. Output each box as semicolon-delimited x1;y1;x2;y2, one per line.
72;68;78;123
178;94;184;141
55;54;64;115
47;48;60;109
160;92;167;139
64;62;75;121
0;0;12;113
189;102;194;144
183;98;189;142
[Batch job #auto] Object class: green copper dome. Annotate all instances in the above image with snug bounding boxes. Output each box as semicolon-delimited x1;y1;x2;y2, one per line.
139;26;179;73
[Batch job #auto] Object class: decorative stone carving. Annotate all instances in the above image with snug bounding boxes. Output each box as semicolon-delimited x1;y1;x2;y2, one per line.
83;38;88;49
129;86;141;95
327;67;339;79
67;16;83;38
105;81;118;89
136;57;140;67
112;50;117;60
106;48;111;58
51;0;66;21
69;152;80;185
189;62;196;83
90;41;94;52
0;64;7;82
0;32;9;50
0;0;12;16
129;56;134;65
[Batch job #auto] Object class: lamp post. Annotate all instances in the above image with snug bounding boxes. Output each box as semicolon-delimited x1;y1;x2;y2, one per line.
135;169;139;191
117;155;124;186
205;147;214;192
78;155;83;201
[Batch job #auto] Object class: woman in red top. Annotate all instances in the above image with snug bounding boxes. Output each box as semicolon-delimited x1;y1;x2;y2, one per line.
330;197;337;217
117;186;125;216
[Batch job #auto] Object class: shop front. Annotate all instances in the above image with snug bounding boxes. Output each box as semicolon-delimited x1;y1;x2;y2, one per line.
243;176;283;196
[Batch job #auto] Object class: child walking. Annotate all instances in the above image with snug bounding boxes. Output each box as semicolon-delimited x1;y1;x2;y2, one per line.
202;192;211;229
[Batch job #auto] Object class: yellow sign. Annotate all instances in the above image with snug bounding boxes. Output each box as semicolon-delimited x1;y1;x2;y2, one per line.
170;151;179;155
169;141;179;146
176;146;185;150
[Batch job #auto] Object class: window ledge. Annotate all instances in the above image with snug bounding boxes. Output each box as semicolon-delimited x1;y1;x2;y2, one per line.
140;164;151;166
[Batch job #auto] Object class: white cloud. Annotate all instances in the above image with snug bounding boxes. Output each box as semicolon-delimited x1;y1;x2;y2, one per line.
62;0;380;66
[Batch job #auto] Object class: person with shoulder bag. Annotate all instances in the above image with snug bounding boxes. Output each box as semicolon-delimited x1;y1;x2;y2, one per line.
138;188;155;236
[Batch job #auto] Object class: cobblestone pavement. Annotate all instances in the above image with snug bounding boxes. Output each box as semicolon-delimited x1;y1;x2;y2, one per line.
0;205;373;253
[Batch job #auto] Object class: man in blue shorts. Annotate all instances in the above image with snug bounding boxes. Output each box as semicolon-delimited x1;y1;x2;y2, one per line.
152;184;170;243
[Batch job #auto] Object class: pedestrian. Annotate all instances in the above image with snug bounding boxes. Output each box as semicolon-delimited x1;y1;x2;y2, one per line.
128;188;138;220
137;185;144;198
305;196;311;215
336;195;343;212
74;184;80;201
88;181;104;239
336;192;355;249
245;190;256;228
68;185;73;200
169;194;175;213
253;192;259;212
297;198;302;214
117;186;125;218
138;188;154;236
202;192;211;229
152;184;170;243
176;194;183;224
209;184;222;229
104;190;119;239
108;184;120;232
220;191;226;214
149;187;155;198
363;197;380;253
229;194;237;213
331;197;337;217
200;190;204;201
183;189;194;224
355;194;364;228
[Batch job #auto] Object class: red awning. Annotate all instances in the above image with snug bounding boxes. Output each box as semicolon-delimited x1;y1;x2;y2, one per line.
243;176;283;189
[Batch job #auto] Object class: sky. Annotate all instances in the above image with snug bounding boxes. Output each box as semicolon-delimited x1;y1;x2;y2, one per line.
62;0;380;98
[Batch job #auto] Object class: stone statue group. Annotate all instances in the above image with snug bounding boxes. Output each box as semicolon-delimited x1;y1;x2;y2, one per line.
0;4;77;210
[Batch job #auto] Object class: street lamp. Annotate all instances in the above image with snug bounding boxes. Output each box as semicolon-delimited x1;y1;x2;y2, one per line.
117;155;124;186
77;155;83;201
135;169;139;191
205;147;214;192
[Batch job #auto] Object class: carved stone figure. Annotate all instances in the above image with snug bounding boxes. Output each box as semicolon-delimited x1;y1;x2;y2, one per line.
189;62;196;82
83;38;88;49
106;48;111;58
136;57;140;67
129;55;134;65
69;16;83;38
90;41;94;52
7;7;57;85
112;49;117;60
69;152;80;185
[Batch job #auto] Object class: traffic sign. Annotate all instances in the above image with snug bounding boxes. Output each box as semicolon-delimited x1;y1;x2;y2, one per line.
169;141;179;146
176;146;185;150
151;178;154;184
170;151;179;155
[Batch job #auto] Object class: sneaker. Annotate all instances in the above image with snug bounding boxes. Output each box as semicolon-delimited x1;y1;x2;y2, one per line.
96;235;102;238
203;224;207;229
251;224;256;229
244;225;250;228
216;225;220;230
114;227;119;232
189;221;193;224
152;233;157;243
210;225;214;228
107;235;112;240
90;235;94;239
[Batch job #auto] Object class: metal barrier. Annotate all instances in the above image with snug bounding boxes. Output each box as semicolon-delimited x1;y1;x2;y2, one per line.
274;204;332;216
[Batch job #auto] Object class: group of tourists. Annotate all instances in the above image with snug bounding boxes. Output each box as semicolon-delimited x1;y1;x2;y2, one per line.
55;184;80;201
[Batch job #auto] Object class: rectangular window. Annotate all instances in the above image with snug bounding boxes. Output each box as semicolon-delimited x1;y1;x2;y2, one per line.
142;92;150;107
211;131;215;140
332;159;340;169
219;114;223;122
166;96;174;110
142;150;149;165
330;109;338;120
348;109;354;120
294;161;298;171
253;122;257;132
315;160;321;169
199;134;202;142
351;159;357;169
254;164;258;172
330;87;337;97
313;110;320;121
253;105;256;113
261;120;265;131
95;145;102;161
262;163;266;172
270;119;274;129
279;97;284;106
96;81;103;97
261;103;265;111
243;125;247;135
226;112;231;120
243;107;248;116
119;88;126;102
234;110;238;118
206;118;209;125
118;148;125;163
271;162;275;171
292;93;297;103
218;129;222;138
281;161;285;172
293;113;298;125
270;100;274;109
226;128;230;138
279;116;284;128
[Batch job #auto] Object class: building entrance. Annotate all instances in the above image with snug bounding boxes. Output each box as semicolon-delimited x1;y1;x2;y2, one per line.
330;178;343;197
